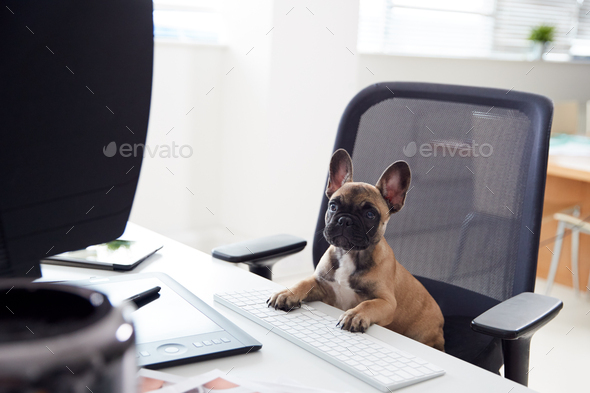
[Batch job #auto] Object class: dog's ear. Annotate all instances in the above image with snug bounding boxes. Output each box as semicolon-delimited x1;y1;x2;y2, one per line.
326;149;353;198
376;161;411;214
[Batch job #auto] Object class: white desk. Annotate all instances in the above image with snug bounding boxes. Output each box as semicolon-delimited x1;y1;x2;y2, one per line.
39;223;536;393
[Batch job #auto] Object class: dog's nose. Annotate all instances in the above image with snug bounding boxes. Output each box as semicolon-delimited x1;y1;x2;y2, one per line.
337;216;353;227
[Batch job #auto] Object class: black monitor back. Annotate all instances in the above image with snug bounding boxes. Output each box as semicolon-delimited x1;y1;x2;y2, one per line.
0;0;153;278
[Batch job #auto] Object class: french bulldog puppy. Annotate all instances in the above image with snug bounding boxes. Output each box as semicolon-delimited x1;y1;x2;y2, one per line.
267;149;445;350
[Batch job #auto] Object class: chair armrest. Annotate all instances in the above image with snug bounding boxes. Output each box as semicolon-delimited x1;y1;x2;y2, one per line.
212;234;307;264
471;292;562;340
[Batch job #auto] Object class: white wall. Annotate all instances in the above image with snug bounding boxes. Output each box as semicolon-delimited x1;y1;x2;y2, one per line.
357;54;590;133
131;1;360;279
130;42;225;244
358;53;590;101
131;3;590;280
251;0;360;277
213;0;274;247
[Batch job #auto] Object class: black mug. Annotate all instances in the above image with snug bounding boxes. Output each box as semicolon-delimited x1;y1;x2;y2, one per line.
0;281;136;393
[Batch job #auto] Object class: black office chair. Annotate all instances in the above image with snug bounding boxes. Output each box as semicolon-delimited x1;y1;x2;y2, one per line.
213;82;562;386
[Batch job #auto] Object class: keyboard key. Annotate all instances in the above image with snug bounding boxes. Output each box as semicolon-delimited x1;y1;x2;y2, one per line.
404;368;422;377
203;341;212;346
357;358;375;367
193;342;203;348
212;339;222;345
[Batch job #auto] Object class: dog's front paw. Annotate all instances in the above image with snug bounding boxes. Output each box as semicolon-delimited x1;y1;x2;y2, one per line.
266;289;301;311
337;309;371;333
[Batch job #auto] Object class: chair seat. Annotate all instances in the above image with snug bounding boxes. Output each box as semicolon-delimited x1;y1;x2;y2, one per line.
444;316;503;373
415;276;504;374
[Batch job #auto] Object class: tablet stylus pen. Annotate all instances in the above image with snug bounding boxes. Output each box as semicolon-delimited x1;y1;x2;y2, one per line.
126;286;161;307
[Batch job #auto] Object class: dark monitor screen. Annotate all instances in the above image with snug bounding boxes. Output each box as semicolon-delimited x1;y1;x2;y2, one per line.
0;0;154;278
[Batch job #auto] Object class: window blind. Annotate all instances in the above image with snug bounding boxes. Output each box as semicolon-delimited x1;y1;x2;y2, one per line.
153;0;223;43
358;0;590;58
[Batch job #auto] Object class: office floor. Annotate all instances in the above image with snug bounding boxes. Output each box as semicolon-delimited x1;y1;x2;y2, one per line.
529;279;589;393
274;274;590;393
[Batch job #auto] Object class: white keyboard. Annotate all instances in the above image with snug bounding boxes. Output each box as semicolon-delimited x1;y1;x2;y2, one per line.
214;288;444;392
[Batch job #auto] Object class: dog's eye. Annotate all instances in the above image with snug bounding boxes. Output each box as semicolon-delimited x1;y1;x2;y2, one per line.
329;203;337;212
366;211;376;219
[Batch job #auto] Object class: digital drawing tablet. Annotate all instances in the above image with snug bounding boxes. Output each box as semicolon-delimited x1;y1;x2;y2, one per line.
43;240;162;271
65;272;262;369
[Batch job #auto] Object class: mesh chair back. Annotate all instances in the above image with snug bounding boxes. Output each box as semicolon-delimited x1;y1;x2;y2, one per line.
313;83;552;302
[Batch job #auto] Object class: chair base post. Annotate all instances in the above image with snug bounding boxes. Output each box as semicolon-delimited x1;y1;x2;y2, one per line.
502;337;532;386
245;256;283;280
247;264;273;280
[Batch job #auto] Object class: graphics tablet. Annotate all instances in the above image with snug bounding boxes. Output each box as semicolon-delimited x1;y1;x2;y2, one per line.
66;272;261;369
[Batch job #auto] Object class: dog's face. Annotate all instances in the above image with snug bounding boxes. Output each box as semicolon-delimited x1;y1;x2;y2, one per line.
323;149;411;251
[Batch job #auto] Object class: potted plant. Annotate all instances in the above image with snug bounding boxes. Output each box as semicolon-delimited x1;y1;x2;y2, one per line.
528;24;555;60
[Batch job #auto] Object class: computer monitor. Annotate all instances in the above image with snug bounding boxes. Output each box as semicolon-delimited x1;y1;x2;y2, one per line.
0;0;154;278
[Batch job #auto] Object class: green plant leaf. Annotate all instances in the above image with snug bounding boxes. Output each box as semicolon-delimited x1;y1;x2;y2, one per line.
528;24;555;43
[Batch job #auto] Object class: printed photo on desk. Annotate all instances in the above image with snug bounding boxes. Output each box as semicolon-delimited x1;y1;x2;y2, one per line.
138;369;347;393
